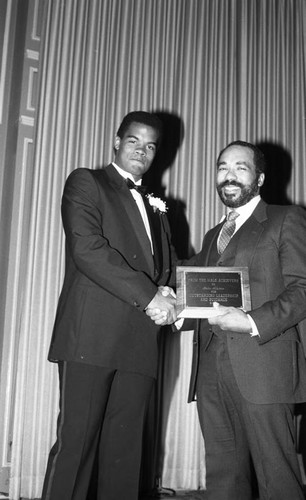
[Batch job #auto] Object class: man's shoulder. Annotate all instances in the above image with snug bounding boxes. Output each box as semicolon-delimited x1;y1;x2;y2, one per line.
265;203;306;221
67;164;112;179
65;165;116;189
260;204;306;242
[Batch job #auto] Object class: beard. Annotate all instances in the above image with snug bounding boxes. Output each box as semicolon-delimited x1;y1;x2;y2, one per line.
216;178;260;208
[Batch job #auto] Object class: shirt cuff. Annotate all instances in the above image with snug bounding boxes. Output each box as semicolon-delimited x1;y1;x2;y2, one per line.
247;314;260;337
174;318;185;330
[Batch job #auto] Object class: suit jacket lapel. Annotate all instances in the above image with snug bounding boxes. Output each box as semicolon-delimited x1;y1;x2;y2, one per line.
105;165;155;275
143;196;163;274
218;200;267;267
201;222;224;265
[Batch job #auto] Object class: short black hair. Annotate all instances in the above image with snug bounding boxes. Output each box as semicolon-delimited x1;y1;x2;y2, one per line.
217;140;266;175
116;111;163;145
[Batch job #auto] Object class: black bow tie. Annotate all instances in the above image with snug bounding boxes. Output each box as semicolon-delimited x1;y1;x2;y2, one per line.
126;178;147;196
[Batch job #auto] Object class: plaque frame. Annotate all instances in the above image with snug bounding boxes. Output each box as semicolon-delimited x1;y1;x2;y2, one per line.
176;266;251;318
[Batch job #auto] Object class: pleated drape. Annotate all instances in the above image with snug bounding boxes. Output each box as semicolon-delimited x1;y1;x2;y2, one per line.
4;0;306;498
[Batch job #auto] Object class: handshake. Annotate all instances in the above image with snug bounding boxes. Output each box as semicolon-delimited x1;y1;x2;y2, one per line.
145;286;177;326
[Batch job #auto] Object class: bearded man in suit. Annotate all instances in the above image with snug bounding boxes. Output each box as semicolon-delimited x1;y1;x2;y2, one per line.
149;140;306;499
41;111;177;500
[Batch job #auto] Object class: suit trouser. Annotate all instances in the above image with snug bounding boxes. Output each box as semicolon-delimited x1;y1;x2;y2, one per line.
196;334;304;500
41;361;154;500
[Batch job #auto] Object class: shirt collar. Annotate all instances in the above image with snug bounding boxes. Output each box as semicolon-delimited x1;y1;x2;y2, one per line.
220;195;261;228
112;162;143;186
229;195;261;218
224;195;261;230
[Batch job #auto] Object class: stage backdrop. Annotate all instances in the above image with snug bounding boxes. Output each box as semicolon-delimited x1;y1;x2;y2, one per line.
0;0;305;498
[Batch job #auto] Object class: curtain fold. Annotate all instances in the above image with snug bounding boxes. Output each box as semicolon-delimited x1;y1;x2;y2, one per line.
4;0;306;497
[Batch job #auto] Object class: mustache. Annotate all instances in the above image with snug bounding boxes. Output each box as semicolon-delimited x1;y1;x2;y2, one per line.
218;180;244;189
131;155;145;163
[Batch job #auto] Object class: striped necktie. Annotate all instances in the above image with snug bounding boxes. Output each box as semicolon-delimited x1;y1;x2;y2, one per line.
217;211;240;254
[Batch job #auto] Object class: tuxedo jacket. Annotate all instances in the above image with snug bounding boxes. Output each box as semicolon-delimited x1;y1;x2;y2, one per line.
187;200;306;404
48;165;176;378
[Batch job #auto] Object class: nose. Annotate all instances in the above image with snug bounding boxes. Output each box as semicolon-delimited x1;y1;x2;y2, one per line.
224;167;237;181
135;144;146;155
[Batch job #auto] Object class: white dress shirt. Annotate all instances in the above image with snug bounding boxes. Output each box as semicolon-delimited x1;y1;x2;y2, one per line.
219;195;261;336
112;162;153;253
218;195;261;241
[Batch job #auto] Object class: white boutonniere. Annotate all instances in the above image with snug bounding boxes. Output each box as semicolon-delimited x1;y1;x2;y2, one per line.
146;194;168;214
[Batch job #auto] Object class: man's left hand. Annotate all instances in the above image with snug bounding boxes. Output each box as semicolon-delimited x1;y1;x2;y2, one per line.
208;302;252;333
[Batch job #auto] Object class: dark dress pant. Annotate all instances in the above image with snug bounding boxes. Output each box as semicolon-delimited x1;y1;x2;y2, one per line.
196;334;304;500
41;361;154;500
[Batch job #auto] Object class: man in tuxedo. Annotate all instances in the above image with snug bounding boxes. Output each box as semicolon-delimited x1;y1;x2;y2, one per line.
41;111;177;500
149;140;306;499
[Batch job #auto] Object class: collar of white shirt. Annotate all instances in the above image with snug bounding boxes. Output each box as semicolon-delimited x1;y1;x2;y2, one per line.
111;163;153;251
112;162;143;187
222;195;261;233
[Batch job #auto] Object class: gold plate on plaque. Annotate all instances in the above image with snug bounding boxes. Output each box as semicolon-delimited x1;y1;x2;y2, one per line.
176;266;251;318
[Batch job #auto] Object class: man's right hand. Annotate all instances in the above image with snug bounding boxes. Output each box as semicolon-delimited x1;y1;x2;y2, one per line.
145;288;177;325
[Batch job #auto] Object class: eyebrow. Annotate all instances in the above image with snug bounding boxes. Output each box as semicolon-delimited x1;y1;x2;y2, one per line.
126;134;157;146
217;160;250;167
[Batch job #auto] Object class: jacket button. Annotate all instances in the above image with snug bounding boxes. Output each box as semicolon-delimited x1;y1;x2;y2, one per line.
133;254;137;259
133;301;140;307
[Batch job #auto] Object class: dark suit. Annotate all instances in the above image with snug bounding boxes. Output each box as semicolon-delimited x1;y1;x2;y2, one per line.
186;200;306;499
42;165;175;500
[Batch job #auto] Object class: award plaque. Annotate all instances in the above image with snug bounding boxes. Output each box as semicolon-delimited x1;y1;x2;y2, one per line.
176;266;251;318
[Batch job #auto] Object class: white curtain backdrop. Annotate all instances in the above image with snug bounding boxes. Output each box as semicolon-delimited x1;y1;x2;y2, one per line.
2;0;306;498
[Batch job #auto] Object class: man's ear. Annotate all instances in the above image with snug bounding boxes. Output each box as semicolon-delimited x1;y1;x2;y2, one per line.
114;136;121;151
258;173;265;187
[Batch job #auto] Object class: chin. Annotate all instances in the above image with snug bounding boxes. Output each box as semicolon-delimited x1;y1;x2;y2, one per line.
222;195;238;207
